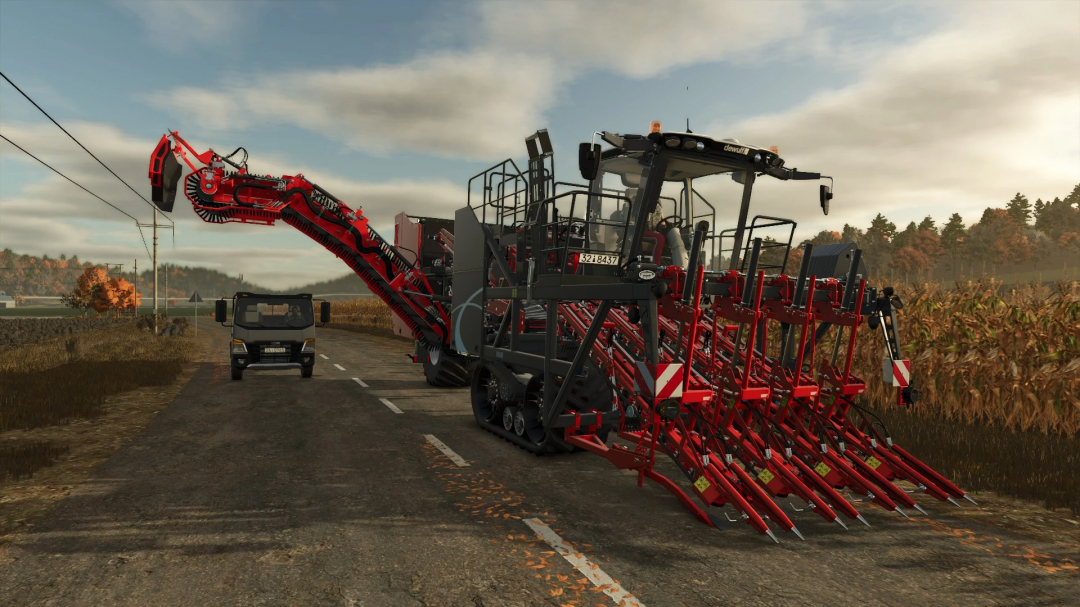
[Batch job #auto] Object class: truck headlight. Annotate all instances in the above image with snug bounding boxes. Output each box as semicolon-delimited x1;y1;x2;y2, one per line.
302;338;315;352
231;339;247;354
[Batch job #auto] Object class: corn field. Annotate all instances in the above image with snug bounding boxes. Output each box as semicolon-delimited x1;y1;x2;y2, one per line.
852;279;1080;435
326;298;397;337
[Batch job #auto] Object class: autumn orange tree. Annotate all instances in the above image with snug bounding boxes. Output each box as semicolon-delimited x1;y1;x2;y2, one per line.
61;266;108;316
92;278;140;316
61;266;140;316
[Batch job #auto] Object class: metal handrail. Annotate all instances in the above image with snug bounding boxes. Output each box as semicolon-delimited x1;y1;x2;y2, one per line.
533;190;633;275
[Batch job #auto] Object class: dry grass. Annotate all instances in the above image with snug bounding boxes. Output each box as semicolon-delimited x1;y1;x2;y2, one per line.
0;321;198;481
0;442;70;482
867;404;1079;515
0;320;196;375
0;361;186;432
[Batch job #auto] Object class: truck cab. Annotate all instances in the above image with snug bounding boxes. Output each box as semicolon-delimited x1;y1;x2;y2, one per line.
215;292;330;380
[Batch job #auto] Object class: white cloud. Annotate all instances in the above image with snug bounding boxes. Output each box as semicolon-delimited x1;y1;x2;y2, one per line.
146;1;814;159
148;52;558;159
115;0;248;52
703;2;1080;236
480;0;810;78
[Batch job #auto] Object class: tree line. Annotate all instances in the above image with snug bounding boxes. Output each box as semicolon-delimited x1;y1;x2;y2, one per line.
772;184;1080;282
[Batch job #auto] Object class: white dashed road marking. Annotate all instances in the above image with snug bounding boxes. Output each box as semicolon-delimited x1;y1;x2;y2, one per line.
379;398;403;414
523;518;644;607
320;354;329;360
352;377;369;388
423;434;469;467
333;363;346;371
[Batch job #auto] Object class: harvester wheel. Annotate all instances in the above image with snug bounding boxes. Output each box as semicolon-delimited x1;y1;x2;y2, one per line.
519;380;549;446
423;348;469;387
502;406;517;432
470;364;504;424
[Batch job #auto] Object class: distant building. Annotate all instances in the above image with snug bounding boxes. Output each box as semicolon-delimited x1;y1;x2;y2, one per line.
0;291;15;308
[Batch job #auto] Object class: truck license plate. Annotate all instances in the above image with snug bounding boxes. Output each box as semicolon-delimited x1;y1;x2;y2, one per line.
578;253;619;266
263;347;287;353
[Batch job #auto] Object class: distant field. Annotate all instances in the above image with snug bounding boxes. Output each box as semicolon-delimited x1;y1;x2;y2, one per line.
0;307;215;318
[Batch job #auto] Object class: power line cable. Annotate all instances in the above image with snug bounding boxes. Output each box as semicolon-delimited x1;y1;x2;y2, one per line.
0;132;153;260
0;70;174;226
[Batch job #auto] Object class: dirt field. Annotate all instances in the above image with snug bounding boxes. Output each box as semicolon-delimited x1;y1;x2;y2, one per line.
0;325;1076;606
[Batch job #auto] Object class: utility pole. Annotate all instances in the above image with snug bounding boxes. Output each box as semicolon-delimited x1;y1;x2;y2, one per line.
138;211;160;330
153;209;158;324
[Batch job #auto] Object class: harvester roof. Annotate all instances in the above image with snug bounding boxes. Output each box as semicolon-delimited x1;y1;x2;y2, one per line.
600;131;786;182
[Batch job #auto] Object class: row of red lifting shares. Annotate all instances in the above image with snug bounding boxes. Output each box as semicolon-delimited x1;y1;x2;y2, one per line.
557;265;975;542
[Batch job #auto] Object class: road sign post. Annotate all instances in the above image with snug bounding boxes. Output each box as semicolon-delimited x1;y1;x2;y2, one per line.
189;291;203;335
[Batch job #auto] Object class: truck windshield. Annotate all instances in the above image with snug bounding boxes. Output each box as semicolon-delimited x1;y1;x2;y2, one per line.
234;299;314;329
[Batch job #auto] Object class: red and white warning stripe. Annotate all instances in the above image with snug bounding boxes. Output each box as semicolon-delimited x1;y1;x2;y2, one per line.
883;358;911;387
633;362;683;400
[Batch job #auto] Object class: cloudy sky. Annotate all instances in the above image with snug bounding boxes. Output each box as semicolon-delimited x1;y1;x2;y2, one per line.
1;1;1077;289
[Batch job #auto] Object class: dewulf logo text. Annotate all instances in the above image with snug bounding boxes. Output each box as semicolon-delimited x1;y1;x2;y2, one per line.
723;145;750;155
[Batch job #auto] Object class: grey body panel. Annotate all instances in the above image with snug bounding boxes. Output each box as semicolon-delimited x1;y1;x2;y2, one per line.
808;242;868;279
451;206;486;356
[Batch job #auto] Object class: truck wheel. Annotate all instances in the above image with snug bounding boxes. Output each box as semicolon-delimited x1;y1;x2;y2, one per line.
301;366;313;378
231;367;243;381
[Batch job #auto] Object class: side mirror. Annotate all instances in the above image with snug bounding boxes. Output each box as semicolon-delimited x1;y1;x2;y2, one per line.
820;184;833;215
578;142;601;181
320;301;331;323
215;299;227;323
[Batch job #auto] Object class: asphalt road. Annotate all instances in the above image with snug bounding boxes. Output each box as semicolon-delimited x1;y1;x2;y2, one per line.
1;324;1077;606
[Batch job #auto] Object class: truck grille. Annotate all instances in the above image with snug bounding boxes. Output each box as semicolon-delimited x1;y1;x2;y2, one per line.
254;343;301;364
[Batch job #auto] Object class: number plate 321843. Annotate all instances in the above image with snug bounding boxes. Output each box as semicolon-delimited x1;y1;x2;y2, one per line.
578;253;619;266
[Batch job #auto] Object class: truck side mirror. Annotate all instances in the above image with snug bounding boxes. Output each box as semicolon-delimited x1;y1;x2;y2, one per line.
320;301;331;323
578;143;601;181
215;299;227;323
820;184;833;216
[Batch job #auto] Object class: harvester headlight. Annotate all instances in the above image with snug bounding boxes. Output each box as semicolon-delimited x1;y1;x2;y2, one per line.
231;339;247;354
682;138;697;150
665;136;681;148
695;141;705;151
754;153;762;163
302;338;316;352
